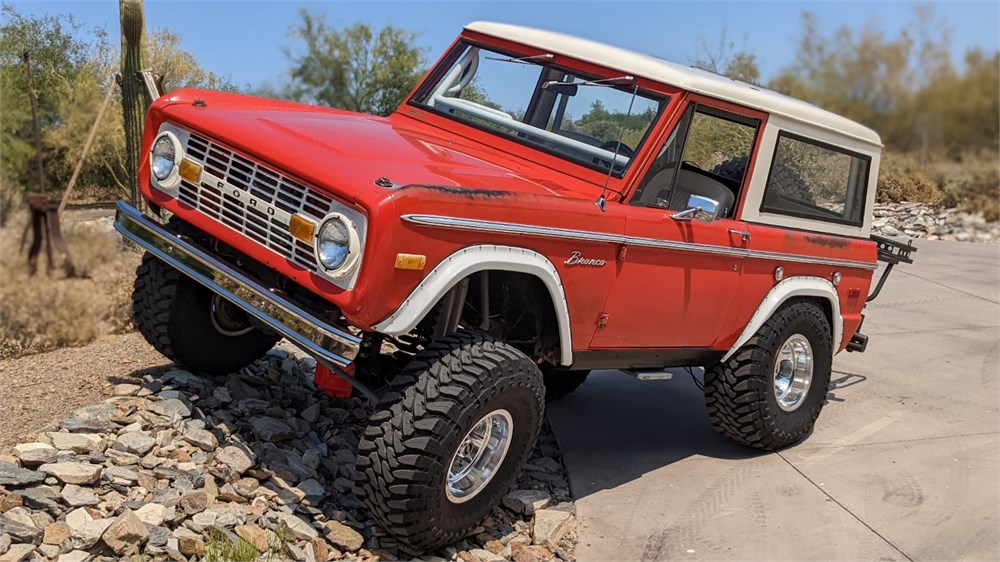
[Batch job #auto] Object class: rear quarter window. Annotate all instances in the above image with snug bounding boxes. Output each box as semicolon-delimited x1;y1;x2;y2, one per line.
761;132;870;226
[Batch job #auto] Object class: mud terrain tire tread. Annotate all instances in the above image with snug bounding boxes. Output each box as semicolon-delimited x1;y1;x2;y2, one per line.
355;330;544;553
132;252;279;375
704;299;832;450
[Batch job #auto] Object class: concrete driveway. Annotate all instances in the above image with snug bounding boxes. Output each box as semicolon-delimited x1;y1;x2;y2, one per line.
548;239;999;561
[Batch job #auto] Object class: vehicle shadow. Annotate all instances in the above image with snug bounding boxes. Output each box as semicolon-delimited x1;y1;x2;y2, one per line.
546;369;764;500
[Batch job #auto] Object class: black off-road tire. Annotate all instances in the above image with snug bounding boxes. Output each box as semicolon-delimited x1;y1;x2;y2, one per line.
541;365;590;401
355;330;544;553
132;252;280;375
704;299;832;450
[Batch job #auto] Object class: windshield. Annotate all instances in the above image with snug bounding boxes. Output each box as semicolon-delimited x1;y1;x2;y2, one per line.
413;42;667;176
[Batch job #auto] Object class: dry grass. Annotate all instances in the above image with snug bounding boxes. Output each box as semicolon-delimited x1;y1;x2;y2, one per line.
0;209;141;359
878;150;1000;221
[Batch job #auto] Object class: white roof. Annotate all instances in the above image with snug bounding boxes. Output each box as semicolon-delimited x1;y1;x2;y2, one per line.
464;22;882;147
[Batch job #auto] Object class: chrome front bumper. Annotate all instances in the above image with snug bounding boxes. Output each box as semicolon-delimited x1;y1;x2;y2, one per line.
114;201;361;369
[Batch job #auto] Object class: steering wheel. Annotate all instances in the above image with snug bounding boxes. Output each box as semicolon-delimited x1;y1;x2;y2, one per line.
445;48;480;96
600;140;634;158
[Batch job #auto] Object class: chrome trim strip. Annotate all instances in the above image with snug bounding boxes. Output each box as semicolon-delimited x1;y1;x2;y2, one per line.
402;214;878;270
114;201;361;368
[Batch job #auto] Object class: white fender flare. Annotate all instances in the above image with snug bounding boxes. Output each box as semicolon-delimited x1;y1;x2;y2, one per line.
373;245;574;366
722;276;843;363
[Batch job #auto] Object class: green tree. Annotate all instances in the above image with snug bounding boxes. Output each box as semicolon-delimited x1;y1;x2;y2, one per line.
690;28;761;84
0;4;97;191
284;12;424;116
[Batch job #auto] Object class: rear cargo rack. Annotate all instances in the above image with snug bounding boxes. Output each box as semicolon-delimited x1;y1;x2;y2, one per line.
866;235;917;302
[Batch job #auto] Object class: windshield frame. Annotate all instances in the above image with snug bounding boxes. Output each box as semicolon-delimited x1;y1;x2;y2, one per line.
408;39;670;180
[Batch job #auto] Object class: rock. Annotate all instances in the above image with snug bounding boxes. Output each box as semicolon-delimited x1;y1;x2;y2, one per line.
323;520;363;551
183;427;218;452
472;548;506;562
13;444;57;466
102;509;149;555
511;544;554;562
0;515;41;543
252;417;295;441
173;527;205;556
0;534;8;554
504;490;551;515
103;448;140;466
275;512;317;540
531;509;574;548
116;433;156;456
297;479;326;505
134;503;166;526
0;544;34;562
14;488;61;512
301;404;320;423
146;524;169;547
58;549;92;562
60;484;99;507
43;522;71;545
0;462;44;488
178;491;208;515
64;508;92;531
215;446;254;474
69;518;112;550
39;463;102;485
0;491;22;513
44;433;101;454
189;511;217;530
310;537;328;561
104;466;139;484
59;418;113;434
234;524;268;552
149;399;191;419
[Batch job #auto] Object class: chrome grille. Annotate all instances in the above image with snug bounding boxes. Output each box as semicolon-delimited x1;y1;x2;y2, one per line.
177;133;334;271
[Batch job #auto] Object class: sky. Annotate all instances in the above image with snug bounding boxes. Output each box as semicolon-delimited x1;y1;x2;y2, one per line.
8;1;1000;91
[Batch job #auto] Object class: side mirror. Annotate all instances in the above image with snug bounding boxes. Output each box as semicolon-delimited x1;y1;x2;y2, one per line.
670;195;720;223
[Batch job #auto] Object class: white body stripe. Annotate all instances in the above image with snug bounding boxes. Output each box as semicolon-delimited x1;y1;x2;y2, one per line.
373;245;574;366
722;276;843;362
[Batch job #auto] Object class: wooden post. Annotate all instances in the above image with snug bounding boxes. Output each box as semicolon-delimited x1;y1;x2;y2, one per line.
120;0;148;207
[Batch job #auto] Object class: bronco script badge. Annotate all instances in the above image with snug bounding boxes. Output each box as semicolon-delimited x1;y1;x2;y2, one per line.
564;251;607;267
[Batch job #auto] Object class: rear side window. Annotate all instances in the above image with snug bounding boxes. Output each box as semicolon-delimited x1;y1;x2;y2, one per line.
761;132;870;226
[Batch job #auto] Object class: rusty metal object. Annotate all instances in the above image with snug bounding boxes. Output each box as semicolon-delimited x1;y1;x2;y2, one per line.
20;193;78;278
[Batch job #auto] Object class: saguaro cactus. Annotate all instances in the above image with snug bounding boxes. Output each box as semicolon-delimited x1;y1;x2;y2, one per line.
120;0;148;206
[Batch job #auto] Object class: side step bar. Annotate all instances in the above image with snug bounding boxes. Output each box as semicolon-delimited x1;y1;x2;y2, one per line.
622;369;674;381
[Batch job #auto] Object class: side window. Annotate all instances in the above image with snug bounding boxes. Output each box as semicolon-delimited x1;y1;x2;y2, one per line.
632;104;759;218
761;132;870;226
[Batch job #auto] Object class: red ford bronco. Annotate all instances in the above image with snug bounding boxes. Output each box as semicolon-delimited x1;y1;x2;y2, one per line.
115;22;913;551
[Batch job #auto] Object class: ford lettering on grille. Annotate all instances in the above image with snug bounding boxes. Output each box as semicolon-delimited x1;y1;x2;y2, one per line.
177;133;335;272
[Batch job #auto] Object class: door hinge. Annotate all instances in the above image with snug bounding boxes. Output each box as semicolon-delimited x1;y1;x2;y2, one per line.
617;244;628;262
597;313;609;329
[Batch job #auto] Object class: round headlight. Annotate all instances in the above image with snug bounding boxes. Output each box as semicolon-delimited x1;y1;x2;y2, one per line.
151;134;178;181
317;216;353;270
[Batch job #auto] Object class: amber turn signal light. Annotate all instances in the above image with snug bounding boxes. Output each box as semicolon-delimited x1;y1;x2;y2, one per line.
289;214;316;242
178;158;202;183
394;253;426;271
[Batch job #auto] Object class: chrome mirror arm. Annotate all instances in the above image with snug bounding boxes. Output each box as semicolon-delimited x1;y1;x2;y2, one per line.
670;207;700;221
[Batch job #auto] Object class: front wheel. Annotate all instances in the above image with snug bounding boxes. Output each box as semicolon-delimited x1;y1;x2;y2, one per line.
704;299;832;450
132;253;280;375
355;330;544;553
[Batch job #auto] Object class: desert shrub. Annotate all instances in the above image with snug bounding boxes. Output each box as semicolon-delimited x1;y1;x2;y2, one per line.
876;152;945;206
0;210;140;358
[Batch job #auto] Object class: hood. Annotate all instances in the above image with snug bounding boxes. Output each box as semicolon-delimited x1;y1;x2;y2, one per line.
154;89;597;205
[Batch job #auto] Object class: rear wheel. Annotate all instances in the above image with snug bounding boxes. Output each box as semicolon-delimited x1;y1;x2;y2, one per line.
355;330;544;553
704;300;832;450
132;252;279;375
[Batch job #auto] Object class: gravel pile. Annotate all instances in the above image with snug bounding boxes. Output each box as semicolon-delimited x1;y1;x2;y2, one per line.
0;349;576;562
872;202;999;243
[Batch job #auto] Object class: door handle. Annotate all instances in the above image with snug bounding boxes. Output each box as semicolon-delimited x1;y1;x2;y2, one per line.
729;228;751;242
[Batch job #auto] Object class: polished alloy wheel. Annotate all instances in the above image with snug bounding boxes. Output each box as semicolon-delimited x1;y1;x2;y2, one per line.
446;409;514;503
772;334;814;412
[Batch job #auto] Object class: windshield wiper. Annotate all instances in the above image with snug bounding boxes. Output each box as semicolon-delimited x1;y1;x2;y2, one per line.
484;53;554;65
543;75;635;90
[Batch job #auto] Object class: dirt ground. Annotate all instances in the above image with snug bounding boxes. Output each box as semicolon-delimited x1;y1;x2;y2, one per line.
0;332;166;449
